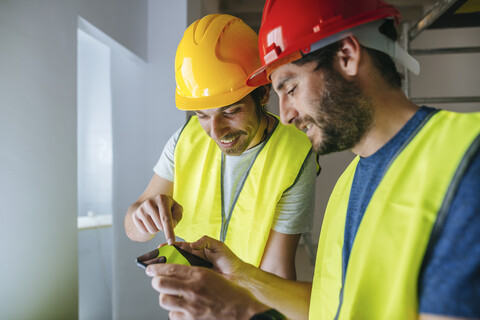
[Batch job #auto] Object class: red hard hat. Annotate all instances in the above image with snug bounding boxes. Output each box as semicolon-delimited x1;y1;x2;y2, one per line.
247;0;400;86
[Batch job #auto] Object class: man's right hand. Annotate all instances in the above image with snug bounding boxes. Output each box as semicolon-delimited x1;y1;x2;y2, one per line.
147;263;269;320
132;194;183;245
175;235;247;277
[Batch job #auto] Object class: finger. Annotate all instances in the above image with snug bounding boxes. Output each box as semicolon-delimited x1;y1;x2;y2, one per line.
190;235;222;252
135;205;159;234
151;275;192;296
172;241;191;251
159;293;186;313
146;262;193;280
143;256;166;265
157;242;168;249
168;311;188;320
132;213;148;235
142;200;163;233
156;197;176;245
177;241;211;261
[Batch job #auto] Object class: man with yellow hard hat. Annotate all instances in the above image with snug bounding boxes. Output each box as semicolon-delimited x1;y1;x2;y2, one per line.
145;0;480;319
124;14;318;279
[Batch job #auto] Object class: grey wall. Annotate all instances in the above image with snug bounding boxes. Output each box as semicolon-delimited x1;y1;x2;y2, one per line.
410;26;480;112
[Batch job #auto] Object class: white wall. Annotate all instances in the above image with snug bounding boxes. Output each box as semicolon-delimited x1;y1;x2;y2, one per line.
111;1;191;319
0;0;188;319
0;2;78;318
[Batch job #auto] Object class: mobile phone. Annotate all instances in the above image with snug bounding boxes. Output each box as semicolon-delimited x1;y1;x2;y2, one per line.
136;244;213;269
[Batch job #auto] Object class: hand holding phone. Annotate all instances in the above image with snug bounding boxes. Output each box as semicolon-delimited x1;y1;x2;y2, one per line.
136;244;213;269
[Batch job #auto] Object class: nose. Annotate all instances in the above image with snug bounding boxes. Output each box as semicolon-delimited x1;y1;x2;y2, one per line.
279;98;299;125
209;116;227;140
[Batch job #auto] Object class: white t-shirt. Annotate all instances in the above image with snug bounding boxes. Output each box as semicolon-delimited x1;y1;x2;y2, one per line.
154;125;317;234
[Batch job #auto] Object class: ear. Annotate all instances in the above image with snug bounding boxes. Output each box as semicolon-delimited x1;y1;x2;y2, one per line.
260;85;270;106
335;36;362;77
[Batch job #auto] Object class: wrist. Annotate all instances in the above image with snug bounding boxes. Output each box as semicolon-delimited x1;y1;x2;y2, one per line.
232;261;257;287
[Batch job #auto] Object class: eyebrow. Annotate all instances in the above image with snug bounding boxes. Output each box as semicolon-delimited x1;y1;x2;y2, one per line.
220;105;236;111
195;105;237;116
275;76;292;92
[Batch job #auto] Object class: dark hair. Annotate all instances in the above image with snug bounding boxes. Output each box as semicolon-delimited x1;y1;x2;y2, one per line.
293;20;403;88
249;84;271;110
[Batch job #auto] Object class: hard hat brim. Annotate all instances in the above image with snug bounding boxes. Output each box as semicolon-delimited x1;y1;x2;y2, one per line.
175;84;258;111
246;65;270;87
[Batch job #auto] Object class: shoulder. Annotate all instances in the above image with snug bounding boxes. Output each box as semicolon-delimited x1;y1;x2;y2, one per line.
418;144;480;317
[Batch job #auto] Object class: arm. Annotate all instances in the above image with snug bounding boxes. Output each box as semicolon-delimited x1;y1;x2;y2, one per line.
235;263;311;320
259;230;301;280
261;149;317;279
124;174;181;244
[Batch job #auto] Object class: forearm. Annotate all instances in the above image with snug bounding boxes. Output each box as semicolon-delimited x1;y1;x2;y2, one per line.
259;231;301;280
234;263;311;320
124;203;154;242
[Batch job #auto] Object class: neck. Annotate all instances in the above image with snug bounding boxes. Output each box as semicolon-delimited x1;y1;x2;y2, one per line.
352;87;419;158
248;112;270;150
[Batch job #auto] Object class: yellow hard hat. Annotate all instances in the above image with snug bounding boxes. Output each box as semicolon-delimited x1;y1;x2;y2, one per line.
175;14;261;110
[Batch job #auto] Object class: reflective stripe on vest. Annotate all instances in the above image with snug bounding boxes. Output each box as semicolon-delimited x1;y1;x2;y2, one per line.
173;115;313;266
309;111;480;319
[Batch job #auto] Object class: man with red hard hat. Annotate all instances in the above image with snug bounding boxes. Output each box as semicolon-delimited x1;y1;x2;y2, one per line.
146;0;480;319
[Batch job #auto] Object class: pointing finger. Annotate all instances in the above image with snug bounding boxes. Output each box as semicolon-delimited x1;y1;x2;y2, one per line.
156;196;176;245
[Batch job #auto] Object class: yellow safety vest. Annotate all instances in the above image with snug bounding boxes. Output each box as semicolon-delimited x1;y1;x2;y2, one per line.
310;110;480;319
173;115;314;266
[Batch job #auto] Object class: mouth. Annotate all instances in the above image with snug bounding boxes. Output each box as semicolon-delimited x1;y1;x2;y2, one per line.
298;122;312;132
304;123;316;138
218;134;240;148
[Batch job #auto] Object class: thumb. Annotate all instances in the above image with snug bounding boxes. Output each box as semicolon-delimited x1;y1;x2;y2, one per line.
190;236;233;258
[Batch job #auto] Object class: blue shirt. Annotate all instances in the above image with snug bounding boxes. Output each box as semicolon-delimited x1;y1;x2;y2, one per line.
343;106;480;317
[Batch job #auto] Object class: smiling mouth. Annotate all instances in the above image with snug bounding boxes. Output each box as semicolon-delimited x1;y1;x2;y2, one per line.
218;133;241;148
220;136;236;144
298;123;312;133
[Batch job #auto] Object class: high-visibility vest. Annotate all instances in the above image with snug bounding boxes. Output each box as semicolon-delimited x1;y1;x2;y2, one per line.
173;115;314;266
310;110;480;319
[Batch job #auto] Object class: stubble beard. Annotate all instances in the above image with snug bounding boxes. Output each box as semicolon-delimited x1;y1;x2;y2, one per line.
307;68;374;155
220;109;263;156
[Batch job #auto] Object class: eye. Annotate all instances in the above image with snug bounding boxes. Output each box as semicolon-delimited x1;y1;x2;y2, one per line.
196;113;208;120
287;86;296;96
223;108;240;117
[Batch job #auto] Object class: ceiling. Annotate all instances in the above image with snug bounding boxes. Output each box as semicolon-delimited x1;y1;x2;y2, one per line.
200;0;439;32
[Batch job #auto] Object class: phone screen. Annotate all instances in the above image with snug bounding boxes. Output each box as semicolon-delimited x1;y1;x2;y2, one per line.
136;245;213;269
